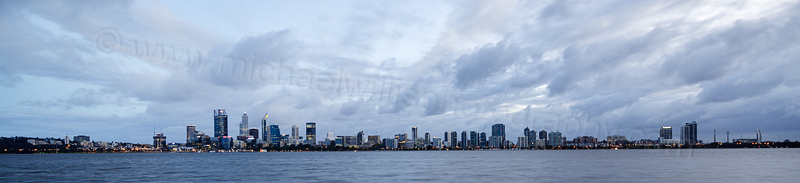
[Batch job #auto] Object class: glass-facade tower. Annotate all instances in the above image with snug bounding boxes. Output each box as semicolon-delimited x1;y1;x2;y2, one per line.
214;109;228;137
306;122;316;145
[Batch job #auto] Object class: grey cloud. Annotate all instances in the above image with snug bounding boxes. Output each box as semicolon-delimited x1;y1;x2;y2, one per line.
453;39;520;89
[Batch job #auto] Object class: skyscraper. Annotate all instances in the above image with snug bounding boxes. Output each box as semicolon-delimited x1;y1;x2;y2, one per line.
660;126;672;140
527;129;536;147
306;122;316;145
292;125;299;141
249;128;259;139
444;131;450;147
412;127;418;147
449;131;458;148
523;127;530;144
492;123;506;143
268;124;280;145
539;130;547;140
186;125;196;144
548;131;563;147
239;111;248;136
461;131;467;148
480;132;487;148
469;131;477;148
214;109;228;137
424;133;431;147
261;109;269;141
681;121;697;145
357;131;364;145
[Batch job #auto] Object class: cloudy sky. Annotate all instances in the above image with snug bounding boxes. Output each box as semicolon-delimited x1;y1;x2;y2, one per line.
2;0;799;144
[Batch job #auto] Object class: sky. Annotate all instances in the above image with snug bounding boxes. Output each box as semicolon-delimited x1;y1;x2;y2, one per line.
2;0;800;144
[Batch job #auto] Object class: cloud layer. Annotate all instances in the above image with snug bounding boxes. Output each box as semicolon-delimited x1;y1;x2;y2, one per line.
2;0;799;143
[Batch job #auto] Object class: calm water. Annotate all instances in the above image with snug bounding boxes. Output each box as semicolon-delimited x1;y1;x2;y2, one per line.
1;149;799;182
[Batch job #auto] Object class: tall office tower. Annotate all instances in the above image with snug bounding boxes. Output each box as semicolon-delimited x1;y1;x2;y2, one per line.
214;109;228;137
524;127;530;145
357;131;364;145
64;134;69;144
444;131;450;146
412;127;418;147
491;123;506;143
424;133;431;146
327;131;334;141
461;131;468;147
727;131;730;143
306;122;317;145
539;130;547;140
267;124;280;145
292;125;299;141
240;111;248;136
469;131;477;148
548;131;563;147
449;131;458;148
660;126;673;140
261;109;269;141
681;121;697;145
480;132;487;147
187;125;196;143
527;130;536;147
249;128;259;139
153;133;166;149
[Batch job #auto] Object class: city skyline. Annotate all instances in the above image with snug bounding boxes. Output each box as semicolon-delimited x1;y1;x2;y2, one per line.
3;1;800;144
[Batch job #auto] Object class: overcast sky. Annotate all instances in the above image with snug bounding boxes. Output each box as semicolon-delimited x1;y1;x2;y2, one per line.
2;0;799;144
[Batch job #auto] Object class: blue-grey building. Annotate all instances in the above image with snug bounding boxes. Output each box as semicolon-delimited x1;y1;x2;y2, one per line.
214;109;228;137
268;124;280;145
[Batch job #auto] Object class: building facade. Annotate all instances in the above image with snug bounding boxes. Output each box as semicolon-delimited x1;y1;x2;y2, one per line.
681;121;698;145
306;122;316;145
214;109;228;137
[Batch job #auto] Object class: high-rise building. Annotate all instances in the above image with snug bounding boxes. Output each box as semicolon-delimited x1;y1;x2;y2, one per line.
518;136;530;148
432;137;442;149
548;131;563;147
527;129;536;147
240;111;248;136
261;109;269;141
681;121;697;145
411;126;419;140
480;132;487;148
306;122;316;145
660;126;672;140
523;127;530;146
357;131;364;145
492;123;506;141
249;128;259;139
461;131;467;148
469;131;477;148
491;124;506;148
292;125;299;141
424;133;431;147
267;124;280;145
539;130;547;140
186;125;196;143
214;109;228;137
153;133;166;149
449;131;458;148
443;132;450;147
